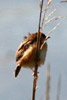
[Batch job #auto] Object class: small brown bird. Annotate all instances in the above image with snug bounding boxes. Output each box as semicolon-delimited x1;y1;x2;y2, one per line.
15;32;48;77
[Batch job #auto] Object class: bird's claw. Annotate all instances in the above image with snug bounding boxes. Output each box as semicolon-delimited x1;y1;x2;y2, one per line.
32;71;40;79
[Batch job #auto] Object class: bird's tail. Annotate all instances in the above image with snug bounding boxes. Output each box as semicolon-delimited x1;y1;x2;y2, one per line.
15;64;21;78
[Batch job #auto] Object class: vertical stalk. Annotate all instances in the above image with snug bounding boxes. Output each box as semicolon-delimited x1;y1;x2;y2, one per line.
32;0;44;100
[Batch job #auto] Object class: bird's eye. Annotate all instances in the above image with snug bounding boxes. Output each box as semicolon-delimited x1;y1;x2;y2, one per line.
24;36;27;39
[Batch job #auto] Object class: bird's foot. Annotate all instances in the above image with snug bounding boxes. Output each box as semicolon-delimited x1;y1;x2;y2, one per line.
32;71;39;79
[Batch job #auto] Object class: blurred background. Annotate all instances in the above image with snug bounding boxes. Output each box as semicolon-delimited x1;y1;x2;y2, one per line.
0;0;67;100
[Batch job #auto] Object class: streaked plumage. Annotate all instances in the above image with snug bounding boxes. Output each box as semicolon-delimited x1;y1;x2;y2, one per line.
15;32;47;77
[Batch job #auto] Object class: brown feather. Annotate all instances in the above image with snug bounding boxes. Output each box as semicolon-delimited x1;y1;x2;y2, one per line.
15;65;21;77
15;32;47;77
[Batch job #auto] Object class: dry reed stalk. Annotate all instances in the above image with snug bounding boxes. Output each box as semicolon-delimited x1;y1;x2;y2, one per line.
32;0;66;100
32;0;44;100
61;0;67;2
42;3;60;12
43;0;67;12
56;75;61;100
46;64;50;100
41;0;52;32
41;0;67;33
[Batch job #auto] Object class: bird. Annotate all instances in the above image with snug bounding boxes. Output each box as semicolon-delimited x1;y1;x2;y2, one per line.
15;32;48;77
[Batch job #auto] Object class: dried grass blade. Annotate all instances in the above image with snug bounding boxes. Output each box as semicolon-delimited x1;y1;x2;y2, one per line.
40;23;60;49
45;9;56;20
46;64;50;100
56;75;61;100
47;0;52;7
44;16;66;28
47;23;60;36
41;0;52;32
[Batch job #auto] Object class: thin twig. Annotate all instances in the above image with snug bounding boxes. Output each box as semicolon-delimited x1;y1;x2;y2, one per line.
32;0;44;100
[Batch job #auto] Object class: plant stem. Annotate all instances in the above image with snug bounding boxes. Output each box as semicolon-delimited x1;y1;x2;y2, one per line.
32;0;44;100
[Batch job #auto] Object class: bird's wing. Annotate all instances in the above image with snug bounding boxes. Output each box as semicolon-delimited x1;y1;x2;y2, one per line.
16;33;37;61
18;33;37;51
